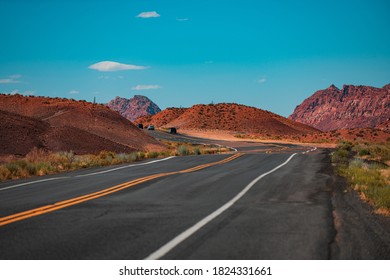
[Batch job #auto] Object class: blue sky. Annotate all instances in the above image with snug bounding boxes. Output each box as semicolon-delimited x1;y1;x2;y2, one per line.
0;0;389;117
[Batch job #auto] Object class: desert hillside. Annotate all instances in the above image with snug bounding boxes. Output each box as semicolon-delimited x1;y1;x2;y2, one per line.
135;107;187;127
289;84;390;131
0;94;164;156
142;103;318;136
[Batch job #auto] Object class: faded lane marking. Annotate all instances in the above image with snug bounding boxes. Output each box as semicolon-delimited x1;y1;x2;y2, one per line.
302;147;317;154
145;153;297;260
0;153;243;227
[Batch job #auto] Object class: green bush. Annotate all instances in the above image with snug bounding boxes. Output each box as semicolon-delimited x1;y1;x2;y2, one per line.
193;147;201;155
332;149;349;164
178;145;190;156
333;142;390;211
147;151;160;158
358;149;370;156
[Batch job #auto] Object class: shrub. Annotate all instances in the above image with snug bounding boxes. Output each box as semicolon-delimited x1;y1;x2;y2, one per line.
178;145;190;156
26;147;48;163
147;151;159;159
0;166;11;181
332;149;349;164
358;149;370;156
137;152;145;159
333;142;390;212
193;147;201;155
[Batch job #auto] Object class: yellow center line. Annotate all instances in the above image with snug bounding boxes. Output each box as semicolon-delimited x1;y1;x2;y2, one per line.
0;153;243;227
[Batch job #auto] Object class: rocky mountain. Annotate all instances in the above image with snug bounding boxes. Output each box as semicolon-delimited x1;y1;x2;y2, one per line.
289;84;390;131
0;94;164;156
107;95;161;122
141;103;318;136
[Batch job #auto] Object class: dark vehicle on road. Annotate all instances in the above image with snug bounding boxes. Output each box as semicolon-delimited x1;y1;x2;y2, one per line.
147;125;155;130
168;127;177;134
137;123;143;129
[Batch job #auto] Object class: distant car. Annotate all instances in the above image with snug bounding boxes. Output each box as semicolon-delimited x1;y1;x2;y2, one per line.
147;125;155;130
137;123;144;129
168;127;177;134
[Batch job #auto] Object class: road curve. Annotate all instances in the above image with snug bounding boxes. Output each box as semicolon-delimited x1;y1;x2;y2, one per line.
1;141;389;259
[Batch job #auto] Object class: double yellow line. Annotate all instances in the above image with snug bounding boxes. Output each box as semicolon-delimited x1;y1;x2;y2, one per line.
0;153;243;227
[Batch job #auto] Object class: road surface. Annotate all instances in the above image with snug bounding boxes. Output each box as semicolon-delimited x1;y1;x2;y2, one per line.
0;135;389;259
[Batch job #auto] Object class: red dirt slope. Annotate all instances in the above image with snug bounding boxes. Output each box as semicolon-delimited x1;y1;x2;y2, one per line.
134;107;187;127
164;103;318;136
0;94;164;156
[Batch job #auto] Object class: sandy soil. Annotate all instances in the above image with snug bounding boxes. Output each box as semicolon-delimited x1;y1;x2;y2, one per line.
179;129;337;148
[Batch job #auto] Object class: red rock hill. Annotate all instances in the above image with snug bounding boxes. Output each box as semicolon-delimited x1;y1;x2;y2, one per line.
134;107;187;127
107;95;161;121
145;103;318;136
0;94;164;156
289;84;390;131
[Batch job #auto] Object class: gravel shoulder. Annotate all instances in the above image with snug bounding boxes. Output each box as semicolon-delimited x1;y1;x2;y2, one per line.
325;149;390;259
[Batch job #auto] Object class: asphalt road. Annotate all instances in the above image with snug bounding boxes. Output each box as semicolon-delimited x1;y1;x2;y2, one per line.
1;138;389;259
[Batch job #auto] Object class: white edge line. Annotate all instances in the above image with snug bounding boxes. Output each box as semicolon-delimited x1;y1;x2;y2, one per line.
0;156;176;191
302;147;317;154
145;153;297;260
75;156;175;178
214;143;238;152
0;177;68;192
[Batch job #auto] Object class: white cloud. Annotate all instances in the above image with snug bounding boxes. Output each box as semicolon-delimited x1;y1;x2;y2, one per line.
9;74;22;79
0;74;22;84
132;85;161;91
0;79;17;84
9;89;35;95
89;61;148;72
177;18;189;21
69;90;79;94
136;11;160;18
24;90;36;95
258;78;267;84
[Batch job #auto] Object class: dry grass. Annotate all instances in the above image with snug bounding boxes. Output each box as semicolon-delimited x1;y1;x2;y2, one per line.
0;148;168;182
0;142;230;182
332;142;390;214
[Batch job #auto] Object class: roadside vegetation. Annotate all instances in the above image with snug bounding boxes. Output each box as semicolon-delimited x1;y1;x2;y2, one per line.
332;141;390;214
0;143;230;182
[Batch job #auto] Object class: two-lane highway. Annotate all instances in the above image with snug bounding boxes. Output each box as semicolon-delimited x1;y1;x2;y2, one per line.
0;142;339;259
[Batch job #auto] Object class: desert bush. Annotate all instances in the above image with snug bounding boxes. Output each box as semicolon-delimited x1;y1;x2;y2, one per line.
332;149;349;164
116;152;138;163
0;166;11;181
333;142;390;211
146;151;160;159
178;145;190;156
137;152;145;160
26;147;48;163
193;147;201;155
98;151;115;165
358;148;370;156
4;162;22;176
353;143;390;163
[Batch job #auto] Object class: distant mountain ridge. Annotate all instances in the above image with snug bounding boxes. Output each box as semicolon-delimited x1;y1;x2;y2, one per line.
289;84;390;131
107;95;161;122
